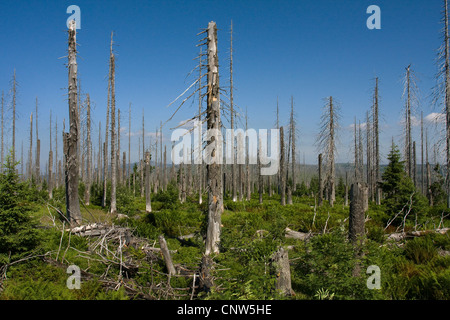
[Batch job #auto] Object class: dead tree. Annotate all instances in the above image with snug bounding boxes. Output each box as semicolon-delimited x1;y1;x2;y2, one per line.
35;98;40;186
280;126;286;206
204;21;223;256
290;96;297;191
85;94;91;205
246;108;251;201
318;153;323;206
271;247;294;296
404;65;413;179
373;77;381;204
28;112;33;181
145;151;152;213
66;20;82;224
48;149;53;199
230;20;237;202
128;103;131;190
11;70;17;165
349;182;368;276
109;33;117;214
317;97;339;207
158;235;176;276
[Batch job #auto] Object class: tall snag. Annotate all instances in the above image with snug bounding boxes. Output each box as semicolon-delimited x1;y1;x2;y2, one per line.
204;21;223;256
199;22;223;293
109;32;117;215
66;20;81;224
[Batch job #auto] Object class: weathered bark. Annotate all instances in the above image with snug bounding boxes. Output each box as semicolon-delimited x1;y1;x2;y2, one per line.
328;97;336;207
271;247;294;297
349;182;367;245
230;20;237;202
444;0;450;208
35;98;40;185
145;151;152;213
66;20;82;225
290;96;296;191
158;235;176;276
280;126;286;206
318;153;323;206
204;21;223;256
85;94;91;205
128;103;131;190
109;33;117;215
28;112;33;181
48;150;53;199
12;70;17;165
374;78;381;205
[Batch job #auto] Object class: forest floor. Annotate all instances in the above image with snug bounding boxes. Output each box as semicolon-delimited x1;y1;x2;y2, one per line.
1;186;449;300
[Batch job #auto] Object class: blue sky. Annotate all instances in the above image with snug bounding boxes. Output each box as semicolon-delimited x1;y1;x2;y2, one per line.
0;0;447;168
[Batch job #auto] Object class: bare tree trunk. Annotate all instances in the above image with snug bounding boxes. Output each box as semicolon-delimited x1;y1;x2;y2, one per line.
280;126;286;206
145;151;152;213
405;65;412;179
229;20;237;202
318;153;323;207
66;20;82;224
28;112;33;181
102;63;111;208
12;70;17;165
55;117;59;188
421;111;424;195
158;235;176;276
109;33;117;215
117;108;121;185
35;98;40;185
85;94;91;205
290;96;296;192
128;103;131;190
374;77;381;205
349;182;367;276
123;152;126;185
271;247;293;296
48;150;53;199
445;0;450;208
258;138;263;204
328;97;336;207
204;21;223;256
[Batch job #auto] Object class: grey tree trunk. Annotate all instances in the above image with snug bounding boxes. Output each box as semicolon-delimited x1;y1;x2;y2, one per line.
12;70;17;165
66;20;81;224
85;94;91;205
349;182;367;276
204;21;223;256
145;151;152;213
318;153;323;206
280;126;286;206
374;77;381;205
271;247;293;296
48;150;53;199
35;98;40;185
290;97;296;192
158;235;176;276
28;112;33;181
445;0;450;208
109;33;117;215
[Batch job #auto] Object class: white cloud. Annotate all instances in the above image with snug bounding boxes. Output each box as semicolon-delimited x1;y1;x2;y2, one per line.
424;112;445;124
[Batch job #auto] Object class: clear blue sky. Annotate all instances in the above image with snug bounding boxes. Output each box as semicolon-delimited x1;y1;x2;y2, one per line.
0;0;446;168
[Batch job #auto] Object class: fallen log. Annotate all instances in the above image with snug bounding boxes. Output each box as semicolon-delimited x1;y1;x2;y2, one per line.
284;227;313;241
386;228;449;241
